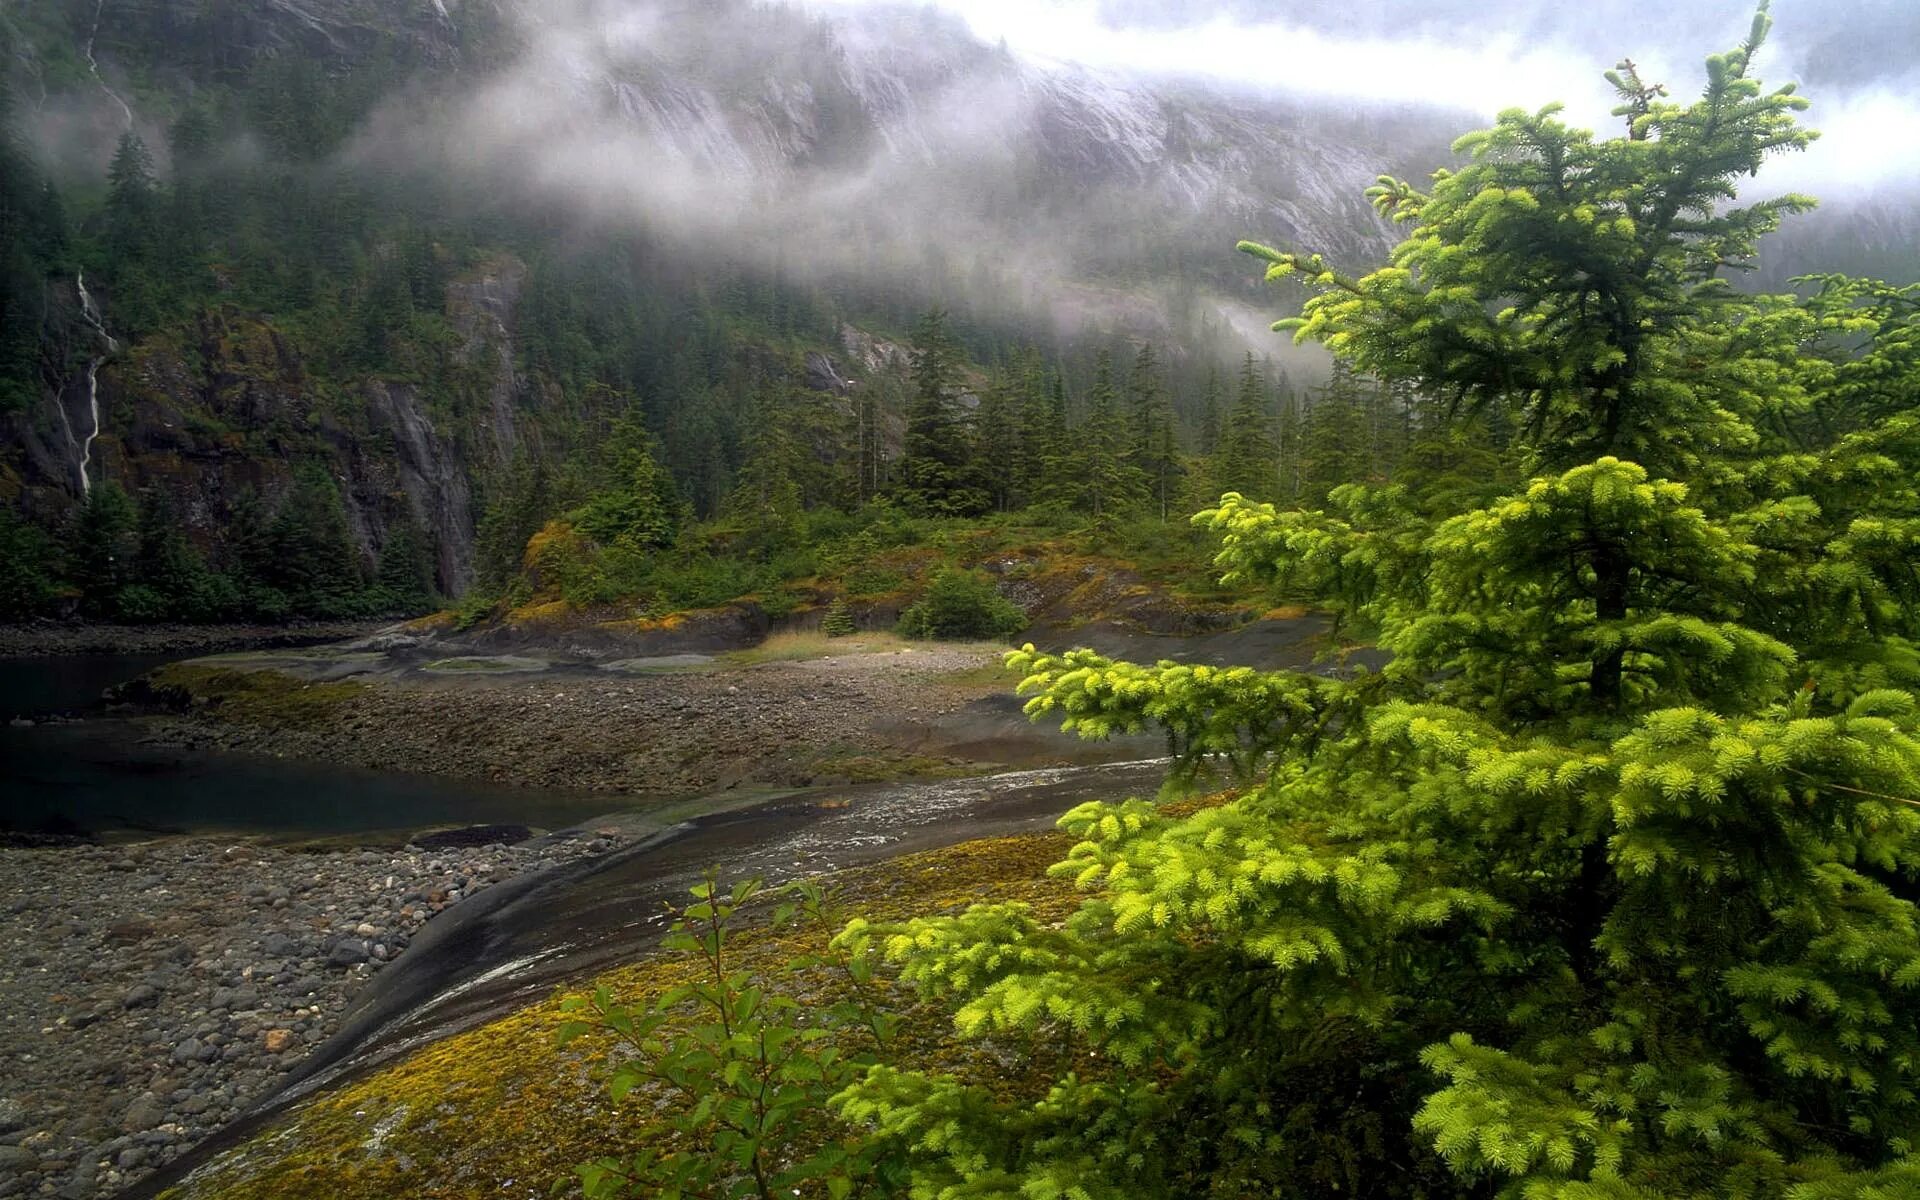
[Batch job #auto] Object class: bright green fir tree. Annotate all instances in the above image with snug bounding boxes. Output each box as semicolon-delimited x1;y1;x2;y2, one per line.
821;8;1920;1198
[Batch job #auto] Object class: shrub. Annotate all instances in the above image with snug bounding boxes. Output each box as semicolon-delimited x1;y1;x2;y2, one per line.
896;568;1025;642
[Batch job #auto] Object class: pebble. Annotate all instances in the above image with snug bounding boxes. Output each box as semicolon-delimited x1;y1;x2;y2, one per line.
0;830;630;1197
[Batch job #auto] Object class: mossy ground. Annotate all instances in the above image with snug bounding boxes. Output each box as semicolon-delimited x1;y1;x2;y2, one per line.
165;832;1085;1200
144;664;365;728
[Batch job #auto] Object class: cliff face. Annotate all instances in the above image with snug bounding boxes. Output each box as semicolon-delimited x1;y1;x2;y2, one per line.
5;260;527;596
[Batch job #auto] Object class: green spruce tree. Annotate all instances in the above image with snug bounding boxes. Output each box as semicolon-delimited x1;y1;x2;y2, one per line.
1211;351;1277;500
894;309;987;517
1127;342;1183;520
831;12;1920;1198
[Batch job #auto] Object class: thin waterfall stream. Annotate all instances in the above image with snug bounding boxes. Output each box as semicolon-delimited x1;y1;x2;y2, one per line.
73;271;117;495
81;0;134;132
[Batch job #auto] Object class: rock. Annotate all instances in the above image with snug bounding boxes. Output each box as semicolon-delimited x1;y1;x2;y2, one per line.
116;1146;146;1171
353;923;378;939
209;986;259;1011
412;824;531;850
169;1037;204;1065
121;1097;165;1134
121;984;160;1009
262;1029;295;1054
0;1099;23;1133
103;920;155;946
326;938;369;968
259;932;299;957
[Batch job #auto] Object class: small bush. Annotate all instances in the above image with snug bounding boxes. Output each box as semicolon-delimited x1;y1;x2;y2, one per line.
896;568;1026;642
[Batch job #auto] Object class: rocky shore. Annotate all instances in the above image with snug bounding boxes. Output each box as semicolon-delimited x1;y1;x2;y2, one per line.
0;830;628;1199
135;643;1023;795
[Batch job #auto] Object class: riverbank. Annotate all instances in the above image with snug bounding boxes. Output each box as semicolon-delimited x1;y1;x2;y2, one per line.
0;829;630;1200
127;637;1074;796
139;826;1090;1200
0;622;388;661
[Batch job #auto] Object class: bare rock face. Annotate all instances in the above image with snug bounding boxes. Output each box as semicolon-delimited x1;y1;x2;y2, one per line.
445;256;529;463
364;381;477;596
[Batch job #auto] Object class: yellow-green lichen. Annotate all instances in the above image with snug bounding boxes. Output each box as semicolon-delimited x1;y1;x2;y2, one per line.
145;664;366;728
167;832;1080;1200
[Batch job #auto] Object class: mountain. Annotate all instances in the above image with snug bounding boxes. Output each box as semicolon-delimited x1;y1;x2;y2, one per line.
1;0;1910;610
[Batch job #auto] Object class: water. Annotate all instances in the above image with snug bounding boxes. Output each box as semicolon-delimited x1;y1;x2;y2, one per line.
0;654;623;840
0;722;625;840
0;652;180;717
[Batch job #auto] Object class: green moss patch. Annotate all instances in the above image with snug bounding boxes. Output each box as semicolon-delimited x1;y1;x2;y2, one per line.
165;832;1078;1200
143;664;366;728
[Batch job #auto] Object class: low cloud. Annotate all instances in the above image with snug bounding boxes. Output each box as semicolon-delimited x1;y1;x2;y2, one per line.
850;0;1920;193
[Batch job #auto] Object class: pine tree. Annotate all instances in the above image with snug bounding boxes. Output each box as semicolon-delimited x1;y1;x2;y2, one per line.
104;132;157;268
577;416;682;551
1056;351;1147;519
374;514;437;610
894;309;987;517
1211;352;1277;500
821;597;857;638
724;385;807;530
973;373;1019;512
832;13;1920;1197
67;481;138;617
1195;367;1223;458
1297;360;1373;504
266;464;364;613
1127;342;1183;520
135;489;216;619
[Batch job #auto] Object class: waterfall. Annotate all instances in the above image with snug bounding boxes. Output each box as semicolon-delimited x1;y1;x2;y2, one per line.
83;0;135;134
73;272;118;497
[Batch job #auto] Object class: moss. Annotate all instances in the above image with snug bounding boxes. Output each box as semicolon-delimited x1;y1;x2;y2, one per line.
166;831;1080;1200
144;664;365;728
504;598;572;624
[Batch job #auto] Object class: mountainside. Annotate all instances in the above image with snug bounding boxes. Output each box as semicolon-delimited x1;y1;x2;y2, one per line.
0;0;1460;607
3;0;1913;614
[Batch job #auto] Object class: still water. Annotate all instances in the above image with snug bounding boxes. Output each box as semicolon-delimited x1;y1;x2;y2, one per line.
0;654;622;840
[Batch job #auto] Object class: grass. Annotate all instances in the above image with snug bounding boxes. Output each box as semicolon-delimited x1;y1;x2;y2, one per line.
719;629;912;666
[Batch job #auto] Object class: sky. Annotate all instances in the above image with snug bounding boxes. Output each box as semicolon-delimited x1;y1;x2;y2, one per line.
820;0;1920;192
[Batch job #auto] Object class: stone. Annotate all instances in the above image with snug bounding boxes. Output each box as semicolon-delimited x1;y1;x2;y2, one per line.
209;986;259;1011
0;1145;34;1171
116;1146;146;1171
260;932;299;957
120;984;160;1009
0;1099;23;1133
262;1029;295;1054
326;938;369;968
169;1038;203;1066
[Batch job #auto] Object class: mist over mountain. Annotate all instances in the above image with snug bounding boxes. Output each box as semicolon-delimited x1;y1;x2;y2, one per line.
2;0;1915;603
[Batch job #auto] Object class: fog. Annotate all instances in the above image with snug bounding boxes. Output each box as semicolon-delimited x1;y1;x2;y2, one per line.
883;0;1920;193
337;0;1916;351
29;0;1918;356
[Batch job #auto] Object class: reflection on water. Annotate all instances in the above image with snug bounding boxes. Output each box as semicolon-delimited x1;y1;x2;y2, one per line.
0;652;182;718
0;722;627;839
0;653;626;839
